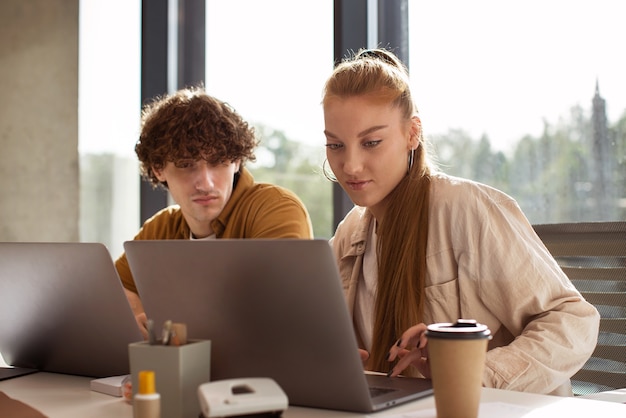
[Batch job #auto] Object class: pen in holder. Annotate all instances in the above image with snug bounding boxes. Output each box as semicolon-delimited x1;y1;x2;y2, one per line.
129;333;211;418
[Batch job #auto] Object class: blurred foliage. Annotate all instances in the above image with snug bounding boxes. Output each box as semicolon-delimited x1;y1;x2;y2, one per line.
248;124;334;239
81;97;624;251
250;101;625;237
430;104;626;223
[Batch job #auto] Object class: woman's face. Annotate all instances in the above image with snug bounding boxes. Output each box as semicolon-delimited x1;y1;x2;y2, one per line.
324;95;419;220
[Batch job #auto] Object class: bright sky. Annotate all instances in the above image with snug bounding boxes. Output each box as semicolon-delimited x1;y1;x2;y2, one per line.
409;1;626;153
79;0;626;157
204;0;334;154
205;0;626;156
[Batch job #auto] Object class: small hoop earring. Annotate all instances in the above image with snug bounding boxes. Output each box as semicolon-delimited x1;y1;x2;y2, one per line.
407;148;415;174
322;159;337;182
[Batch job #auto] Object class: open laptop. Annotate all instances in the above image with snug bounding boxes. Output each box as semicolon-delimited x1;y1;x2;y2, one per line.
0;242;143;378
124;239;433;412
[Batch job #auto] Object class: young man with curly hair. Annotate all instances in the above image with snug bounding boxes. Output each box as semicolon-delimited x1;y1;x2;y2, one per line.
115;86;313;337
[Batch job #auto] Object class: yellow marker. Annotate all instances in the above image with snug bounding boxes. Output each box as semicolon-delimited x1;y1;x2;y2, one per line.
134;370;161;418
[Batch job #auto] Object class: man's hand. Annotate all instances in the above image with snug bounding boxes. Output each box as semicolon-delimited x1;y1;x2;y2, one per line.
358;348;370;365
124;289;148;340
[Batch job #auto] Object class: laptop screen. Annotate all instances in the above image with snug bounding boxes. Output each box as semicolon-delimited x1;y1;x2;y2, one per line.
0;242;143;377
125;239;432;412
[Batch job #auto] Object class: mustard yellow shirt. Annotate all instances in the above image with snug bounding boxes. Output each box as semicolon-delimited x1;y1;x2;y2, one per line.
116;168;313;293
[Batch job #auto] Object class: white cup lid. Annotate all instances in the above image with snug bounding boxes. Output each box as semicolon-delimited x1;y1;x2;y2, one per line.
425;319;492;340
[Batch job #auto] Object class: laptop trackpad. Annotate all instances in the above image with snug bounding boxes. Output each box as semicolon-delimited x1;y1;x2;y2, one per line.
366;373;433;403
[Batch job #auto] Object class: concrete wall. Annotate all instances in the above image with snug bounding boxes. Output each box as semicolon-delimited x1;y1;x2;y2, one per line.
0;0;79;241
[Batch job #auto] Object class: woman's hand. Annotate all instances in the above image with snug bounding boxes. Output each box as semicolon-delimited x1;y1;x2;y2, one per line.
386;323;431;378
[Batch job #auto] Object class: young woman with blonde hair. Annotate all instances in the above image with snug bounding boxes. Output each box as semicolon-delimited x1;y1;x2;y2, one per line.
322;48;599;396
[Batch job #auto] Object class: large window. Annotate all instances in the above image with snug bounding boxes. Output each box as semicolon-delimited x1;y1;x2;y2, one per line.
205;0;334;238
409;1;626;223
77;1;624;254
79;0;141;258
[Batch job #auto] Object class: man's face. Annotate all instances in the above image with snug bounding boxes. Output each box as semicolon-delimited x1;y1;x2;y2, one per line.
154;159;241;238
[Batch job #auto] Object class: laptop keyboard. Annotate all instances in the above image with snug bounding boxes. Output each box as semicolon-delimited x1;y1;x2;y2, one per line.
369;386;397;398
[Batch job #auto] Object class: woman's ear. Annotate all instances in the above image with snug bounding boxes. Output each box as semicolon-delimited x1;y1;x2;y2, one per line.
408;116;422;150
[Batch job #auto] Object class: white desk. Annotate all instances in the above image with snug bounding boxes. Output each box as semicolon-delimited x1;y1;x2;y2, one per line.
1;372;625;418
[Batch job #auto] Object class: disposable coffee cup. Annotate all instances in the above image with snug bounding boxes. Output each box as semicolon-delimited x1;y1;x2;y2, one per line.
425;319;491;418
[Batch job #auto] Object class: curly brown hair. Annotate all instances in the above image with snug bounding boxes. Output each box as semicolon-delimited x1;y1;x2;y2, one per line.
136;86;259;189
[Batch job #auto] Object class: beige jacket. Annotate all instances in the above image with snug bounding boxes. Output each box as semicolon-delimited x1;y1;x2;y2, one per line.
330;173;599;396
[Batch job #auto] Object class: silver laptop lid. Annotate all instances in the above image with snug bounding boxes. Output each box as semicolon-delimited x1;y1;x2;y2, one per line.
0;242;143;377
124;239;432;412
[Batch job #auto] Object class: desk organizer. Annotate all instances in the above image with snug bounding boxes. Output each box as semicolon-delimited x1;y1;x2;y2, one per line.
129;339;211;418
